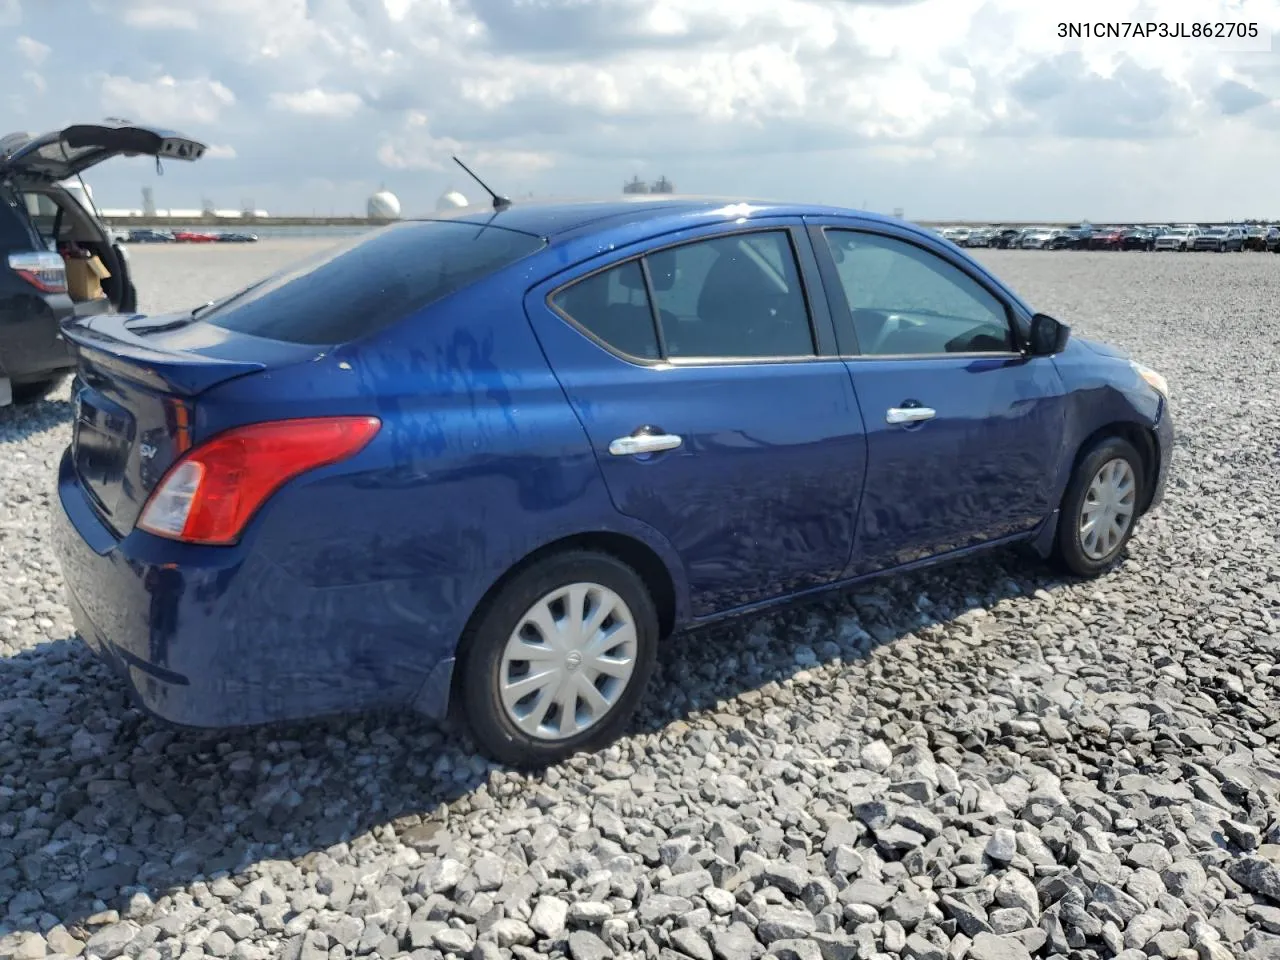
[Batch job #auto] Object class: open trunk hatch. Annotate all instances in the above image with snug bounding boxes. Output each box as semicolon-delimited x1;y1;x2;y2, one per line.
61;313;311;536
0;121;205;182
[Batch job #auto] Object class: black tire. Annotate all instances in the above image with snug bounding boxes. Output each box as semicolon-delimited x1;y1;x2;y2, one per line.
1052;436;1145;577
10;375;66;405
457;550;659;768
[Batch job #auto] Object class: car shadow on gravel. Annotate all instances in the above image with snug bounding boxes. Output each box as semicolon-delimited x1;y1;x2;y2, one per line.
0;395;73;444
0;544;1074;934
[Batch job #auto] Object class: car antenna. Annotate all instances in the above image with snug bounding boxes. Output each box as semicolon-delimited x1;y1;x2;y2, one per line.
452;156;511;211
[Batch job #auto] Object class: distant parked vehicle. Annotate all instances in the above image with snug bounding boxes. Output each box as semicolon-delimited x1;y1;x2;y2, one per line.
51;197;1173;766
989;228;1024;249
1088;228;1126;250
1021;229;1057;249
1243;226;1270;251
1049;224;1093;250
1268;227;1280;253
1154;228;1198;251
173;230;217;243
962;228;993;248
1120;229;1156;252
215;232;259;243
125;228;175;243
1192;227;1244;252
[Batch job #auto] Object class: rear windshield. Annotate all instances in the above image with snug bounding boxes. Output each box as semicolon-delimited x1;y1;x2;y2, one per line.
203;219;546;345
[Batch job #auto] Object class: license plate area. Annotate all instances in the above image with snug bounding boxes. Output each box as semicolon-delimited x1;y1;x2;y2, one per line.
72;385;136;527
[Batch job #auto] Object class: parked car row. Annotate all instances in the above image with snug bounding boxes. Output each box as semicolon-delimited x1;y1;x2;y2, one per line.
122;227;259;243
937;223;1280;253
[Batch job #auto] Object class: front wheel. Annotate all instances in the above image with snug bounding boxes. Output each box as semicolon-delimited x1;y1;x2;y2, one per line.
1053;436;1145;577
457;550;659;768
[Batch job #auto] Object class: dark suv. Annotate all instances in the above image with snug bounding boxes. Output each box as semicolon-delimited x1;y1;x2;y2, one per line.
0;121;205;406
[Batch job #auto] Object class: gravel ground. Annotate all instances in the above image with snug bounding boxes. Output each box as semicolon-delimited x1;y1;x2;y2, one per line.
2;244;1279;960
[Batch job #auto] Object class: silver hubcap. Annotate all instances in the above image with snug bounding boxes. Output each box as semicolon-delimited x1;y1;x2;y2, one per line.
499;582;637;741
1078;458;1137;561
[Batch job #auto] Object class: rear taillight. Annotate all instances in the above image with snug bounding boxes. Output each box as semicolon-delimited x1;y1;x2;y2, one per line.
8;251;67;293
137;416;381;546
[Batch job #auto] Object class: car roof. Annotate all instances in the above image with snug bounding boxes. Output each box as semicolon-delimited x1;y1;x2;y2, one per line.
414;196;905;244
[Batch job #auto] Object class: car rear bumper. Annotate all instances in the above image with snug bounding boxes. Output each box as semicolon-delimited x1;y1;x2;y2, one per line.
52;448;448;728
0;291;76;381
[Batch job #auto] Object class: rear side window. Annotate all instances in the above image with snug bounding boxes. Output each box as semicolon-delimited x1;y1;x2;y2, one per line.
550;261;660;359
205;220;546;345
551;229;815;362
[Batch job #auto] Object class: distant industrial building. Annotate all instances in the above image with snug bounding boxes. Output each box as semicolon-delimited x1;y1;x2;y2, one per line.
98;186;269;220
436;190;469;212
98;207;270;220
624;175;675;195
368;189;402;220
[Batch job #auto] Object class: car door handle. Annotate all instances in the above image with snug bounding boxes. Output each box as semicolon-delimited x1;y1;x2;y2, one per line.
886;406;936;425
609;433;683;456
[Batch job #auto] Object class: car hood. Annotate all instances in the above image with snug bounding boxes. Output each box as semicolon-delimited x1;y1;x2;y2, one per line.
0;121;205;181
1073;336;1130;361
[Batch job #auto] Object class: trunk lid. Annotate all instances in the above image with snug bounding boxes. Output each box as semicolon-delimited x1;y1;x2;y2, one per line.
0;121;205;182
61;312;314;536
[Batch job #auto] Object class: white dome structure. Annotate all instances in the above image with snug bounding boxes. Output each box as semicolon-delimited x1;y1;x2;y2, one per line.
436;190;469;212
367;190;402;220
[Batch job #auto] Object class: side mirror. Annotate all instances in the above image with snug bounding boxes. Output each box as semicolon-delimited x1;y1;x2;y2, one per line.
1028;313;1070;356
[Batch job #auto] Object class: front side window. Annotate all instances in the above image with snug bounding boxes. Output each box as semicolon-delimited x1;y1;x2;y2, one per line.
824;230;1015;357
550;229;816;361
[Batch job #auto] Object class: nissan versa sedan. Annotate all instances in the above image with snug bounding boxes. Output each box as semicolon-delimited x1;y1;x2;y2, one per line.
52;198;1173;767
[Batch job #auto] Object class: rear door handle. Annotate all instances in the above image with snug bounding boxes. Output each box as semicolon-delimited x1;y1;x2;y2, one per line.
609;433;683;456
886;406;936;425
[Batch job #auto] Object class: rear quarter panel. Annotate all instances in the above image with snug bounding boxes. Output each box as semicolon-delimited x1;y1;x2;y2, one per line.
194;257;690;702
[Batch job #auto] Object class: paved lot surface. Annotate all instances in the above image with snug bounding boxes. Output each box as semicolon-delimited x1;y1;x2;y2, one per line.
1;244;1278;959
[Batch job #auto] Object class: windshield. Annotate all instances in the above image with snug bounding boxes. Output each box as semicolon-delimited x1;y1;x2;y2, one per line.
204;220;547;346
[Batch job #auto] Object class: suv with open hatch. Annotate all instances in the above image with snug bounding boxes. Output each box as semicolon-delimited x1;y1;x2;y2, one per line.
0;121;205;406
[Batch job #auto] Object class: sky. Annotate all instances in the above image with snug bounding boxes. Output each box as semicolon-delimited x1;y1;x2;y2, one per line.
3;0;1280;221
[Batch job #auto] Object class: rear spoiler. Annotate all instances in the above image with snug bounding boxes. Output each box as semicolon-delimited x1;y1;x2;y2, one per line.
60;314;265;396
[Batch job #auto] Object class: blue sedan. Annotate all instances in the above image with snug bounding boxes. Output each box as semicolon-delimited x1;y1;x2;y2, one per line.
52;198;1173;766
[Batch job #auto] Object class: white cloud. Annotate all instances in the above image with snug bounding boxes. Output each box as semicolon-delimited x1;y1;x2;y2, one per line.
378;114;554;175
269;88;363;118
13;0;1280;219
121;5;198;30
99;75;236;126
22;70;44;95
204;143;237;159
15;35;48;65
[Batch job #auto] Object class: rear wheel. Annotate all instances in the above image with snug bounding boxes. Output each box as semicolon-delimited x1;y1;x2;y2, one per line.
1053;436;1145;577
457;550;659;767
10;375;66;405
